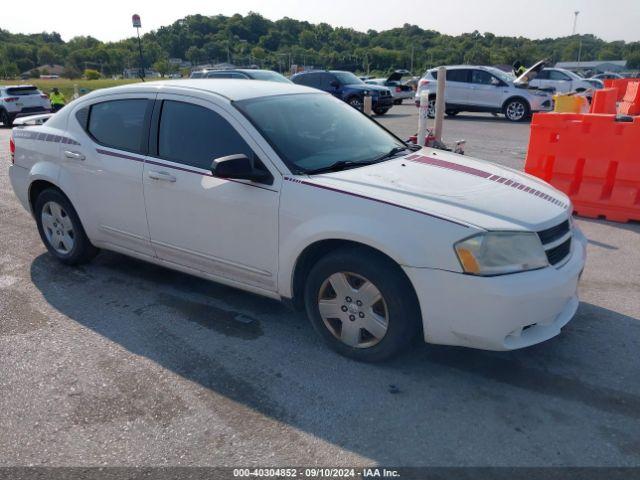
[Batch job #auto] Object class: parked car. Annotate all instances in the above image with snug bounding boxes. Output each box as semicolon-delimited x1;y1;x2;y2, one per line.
527;68;595;94
190;68;291;83
583;78;605;90
415;64;553;121
365;71;414;104
590;72;624;81
1;85;51;128
9;79;586;361
291;70;394;115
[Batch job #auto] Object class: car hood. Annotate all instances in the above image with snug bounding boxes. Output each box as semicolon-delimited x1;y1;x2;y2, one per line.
307;148;571;231
514;59;548;86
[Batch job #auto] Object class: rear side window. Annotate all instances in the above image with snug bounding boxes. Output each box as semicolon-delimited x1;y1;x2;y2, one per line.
293;74;319;87
536;70;550;80
88;99;149;153
157;100;253;170
446;69;470;82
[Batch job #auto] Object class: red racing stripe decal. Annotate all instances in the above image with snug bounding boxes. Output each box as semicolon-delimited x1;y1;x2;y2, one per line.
405;154;568;208
284;177;470;228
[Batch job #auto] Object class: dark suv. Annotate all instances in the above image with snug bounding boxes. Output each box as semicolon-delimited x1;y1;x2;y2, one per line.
291;70;394;115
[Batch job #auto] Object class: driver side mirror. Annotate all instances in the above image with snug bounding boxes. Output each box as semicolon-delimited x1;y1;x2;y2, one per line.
330;80;340;88
211;154;273;185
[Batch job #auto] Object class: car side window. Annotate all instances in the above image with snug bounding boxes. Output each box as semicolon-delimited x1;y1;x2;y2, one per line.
157;100;253;170
87;99;150;153
549;70;570;81
536;70;550;80
320;74;336;90
446;69;469;83
471;70;495;85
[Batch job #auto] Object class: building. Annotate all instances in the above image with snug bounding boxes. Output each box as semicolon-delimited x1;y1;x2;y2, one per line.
20;63;65;79
554;60;627;74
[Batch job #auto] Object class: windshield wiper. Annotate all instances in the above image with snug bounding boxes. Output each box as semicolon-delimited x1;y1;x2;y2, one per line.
369;145;412;163
305;146;412;175
305;160;375;175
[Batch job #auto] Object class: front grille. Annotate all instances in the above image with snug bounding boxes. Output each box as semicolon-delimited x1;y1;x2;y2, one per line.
537;219;572;266
537;220;570;244
545;238;572;265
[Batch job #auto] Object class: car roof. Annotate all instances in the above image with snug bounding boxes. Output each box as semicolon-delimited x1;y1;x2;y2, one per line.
87;79;314;102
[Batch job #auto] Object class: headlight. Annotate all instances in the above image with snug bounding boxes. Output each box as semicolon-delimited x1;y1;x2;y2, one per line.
454;232;548;276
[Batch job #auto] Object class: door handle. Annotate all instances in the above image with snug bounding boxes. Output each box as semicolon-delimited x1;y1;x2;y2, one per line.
64;150;85;161
148;170;176;183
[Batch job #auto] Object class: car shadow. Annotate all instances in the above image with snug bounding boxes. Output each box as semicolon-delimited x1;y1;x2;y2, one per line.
29;251;640;464
444;114;528;124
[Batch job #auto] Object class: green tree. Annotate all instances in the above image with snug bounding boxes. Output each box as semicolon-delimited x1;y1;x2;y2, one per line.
84;68;100;80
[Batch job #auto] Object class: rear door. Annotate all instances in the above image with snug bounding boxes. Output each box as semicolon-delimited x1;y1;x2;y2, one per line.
63;94;155;255
142;94;280;292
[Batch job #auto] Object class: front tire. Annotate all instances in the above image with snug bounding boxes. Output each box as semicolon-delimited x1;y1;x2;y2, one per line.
304;247;421;362
35;189;99;265
504;98;530;122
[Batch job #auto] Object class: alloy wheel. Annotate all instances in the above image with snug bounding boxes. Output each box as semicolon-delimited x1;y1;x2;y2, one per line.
506;101;526;121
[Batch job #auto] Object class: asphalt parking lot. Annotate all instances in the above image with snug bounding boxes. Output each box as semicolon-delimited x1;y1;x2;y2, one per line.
1;105;640;467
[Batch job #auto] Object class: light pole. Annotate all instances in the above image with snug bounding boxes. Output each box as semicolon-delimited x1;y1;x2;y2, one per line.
132;14;145;80
572;11;582;64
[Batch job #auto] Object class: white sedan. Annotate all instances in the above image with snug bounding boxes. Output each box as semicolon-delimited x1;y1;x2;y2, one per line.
528;67;595;94
8;80;586;361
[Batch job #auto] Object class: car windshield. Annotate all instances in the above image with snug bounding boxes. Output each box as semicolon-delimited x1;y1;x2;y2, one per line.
248;70;292;83
485;67;514;83
333;71;364;85
235;93;405;174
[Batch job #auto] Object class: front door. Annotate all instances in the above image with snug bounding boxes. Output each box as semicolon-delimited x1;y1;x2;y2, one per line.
467;69;504;108
142;95;280;292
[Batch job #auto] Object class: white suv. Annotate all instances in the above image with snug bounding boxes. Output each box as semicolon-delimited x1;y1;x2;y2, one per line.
415;66;553;121
9;80;586;361
1;85;51;128
528;68;596;94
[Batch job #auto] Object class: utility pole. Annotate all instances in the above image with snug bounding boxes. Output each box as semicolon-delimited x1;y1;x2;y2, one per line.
410;45;414;73
572;11;582;65
132;14;145;81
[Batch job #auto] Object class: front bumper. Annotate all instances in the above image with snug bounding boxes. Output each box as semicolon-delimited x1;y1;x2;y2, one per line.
529;96;554;112
373;97;394;109
403;227;587;351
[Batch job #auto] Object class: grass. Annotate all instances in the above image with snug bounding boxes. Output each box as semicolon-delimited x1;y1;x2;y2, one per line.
0;78;148;99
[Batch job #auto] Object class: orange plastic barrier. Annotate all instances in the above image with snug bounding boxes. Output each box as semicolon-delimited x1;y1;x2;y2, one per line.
618;81;640;115
525;112;640;223
590;88;618;114
603;78;634;101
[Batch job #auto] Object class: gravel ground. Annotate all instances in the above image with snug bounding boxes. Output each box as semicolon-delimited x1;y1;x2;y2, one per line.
1;105;639;467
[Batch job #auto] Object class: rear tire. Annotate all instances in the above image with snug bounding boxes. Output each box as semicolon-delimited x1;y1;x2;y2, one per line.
373;108;389;115
34;189;99;265
304;246;421;362
0;110;13;128
445;110;459;117
347;96;363;111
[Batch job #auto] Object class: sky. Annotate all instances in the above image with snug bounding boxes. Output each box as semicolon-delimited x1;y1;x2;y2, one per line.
4;0;639;43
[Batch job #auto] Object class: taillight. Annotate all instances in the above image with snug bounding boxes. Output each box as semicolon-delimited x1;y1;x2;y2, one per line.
418;79;430;88
3;97;19;102
395;86;402;93
9;135;15;164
